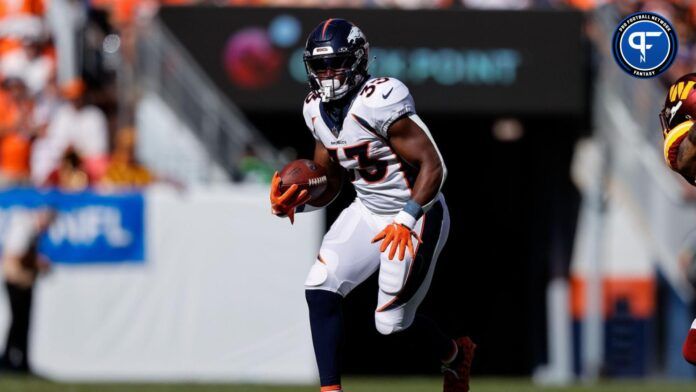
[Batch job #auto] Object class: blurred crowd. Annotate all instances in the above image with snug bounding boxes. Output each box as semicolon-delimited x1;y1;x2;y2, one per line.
84;0;650;13
0;0;154;193
86;0;614;16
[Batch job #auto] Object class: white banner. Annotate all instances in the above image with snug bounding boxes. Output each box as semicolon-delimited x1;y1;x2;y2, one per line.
0;185;322;383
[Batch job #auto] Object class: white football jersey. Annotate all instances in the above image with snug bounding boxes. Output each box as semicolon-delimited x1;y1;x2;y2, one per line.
303;77;420;215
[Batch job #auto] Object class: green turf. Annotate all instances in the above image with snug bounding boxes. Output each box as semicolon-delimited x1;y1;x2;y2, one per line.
0;377;694;392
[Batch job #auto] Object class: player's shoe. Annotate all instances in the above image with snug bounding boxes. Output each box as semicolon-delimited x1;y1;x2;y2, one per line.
442;336;476;392
685;327;696;365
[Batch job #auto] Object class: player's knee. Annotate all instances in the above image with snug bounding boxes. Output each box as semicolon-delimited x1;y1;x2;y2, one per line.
305;289;342;316
374;311;411;335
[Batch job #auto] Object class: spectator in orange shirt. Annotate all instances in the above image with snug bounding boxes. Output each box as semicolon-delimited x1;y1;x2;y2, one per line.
0;0;45;57
0;0;45;18
0;77;33;186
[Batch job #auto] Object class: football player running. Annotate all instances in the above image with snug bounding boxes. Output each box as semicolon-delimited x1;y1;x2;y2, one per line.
659;72;696;365
269;19;474;392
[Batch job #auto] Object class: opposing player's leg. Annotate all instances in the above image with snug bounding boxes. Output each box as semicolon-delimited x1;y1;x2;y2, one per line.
304;200;381;392
684;318;696;365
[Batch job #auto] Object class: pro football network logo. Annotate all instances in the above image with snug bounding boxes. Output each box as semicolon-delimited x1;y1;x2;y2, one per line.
612;12;677;78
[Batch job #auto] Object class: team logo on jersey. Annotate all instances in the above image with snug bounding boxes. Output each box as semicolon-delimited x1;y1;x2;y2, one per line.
612;12;677;78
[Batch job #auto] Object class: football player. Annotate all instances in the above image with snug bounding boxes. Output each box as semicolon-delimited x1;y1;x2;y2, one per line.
269;19;474;392
660;73;696;365
661;73;696;183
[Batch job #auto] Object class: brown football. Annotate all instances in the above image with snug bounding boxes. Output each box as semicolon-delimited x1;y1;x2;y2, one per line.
279;159;328;200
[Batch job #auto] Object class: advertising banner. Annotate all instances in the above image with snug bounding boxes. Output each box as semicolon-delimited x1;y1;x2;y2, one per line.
0;189;145;263
159;7;587;114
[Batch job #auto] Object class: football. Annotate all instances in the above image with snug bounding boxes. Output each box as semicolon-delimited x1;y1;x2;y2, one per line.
279;159;328;200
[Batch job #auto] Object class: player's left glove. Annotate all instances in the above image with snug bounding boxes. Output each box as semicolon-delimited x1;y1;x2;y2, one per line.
372;222;422;261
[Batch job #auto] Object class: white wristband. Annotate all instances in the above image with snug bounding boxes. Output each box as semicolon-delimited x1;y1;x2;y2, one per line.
691;318;696;330
394;210;417;230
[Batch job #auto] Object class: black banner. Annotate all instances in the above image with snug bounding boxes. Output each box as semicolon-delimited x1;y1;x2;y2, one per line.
159;7;587;114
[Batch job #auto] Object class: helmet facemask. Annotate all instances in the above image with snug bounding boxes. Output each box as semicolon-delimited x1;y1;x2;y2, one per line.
305;48;367;102
660;100;690;135
659;106;671;135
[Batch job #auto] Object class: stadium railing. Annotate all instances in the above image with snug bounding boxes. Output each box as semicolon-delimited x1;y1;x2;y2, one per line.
131;17;281;182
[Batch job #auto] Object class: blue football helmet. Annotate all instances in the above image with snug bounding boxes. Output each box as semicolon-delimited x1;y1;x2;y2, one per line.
303;18;370;102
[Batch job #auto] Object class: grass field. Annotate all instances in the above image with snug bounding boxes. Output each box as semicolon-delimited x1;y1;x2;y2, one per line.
1;377;695;392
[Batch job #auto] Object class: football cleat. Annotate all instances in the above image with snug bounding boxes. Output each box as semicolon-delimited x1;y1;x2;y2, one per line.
684;324;696;365
442;336;476;392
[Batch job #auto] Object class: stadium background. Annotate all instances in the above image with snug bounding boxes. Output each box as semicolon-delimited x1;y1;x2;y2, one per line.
0;0;693;391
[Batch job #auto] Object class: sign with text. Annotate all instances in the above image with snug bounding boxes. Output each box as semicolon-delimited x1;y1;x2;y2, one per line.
0;189;145;264
159;7;587;114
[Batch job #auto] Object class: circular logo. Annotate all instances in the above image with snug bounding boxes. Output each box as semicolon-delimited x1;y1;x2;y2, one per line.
223;27;284;89
612;12;677;78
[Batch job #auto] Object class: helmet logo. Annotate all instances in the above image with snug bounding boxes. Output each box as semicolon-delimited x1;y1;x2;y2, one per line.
313;46;334;55
668;100;683;124
347;26;365;45
669;81;695;102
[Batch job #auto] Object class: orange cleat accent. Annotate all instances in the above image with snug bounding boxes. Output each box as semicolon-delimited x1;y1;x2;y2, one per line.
320;384;342;392
442;336;476;392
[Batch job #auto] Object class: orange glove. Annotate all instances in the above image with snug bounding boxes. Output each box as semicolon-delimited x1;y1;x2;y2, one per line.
270;172;311;224
372;223;422;261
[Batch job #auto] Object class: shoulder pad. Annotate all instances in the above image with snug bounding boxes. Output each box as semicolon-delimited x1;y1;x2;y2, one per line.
358;77;410;109
303;92;320;119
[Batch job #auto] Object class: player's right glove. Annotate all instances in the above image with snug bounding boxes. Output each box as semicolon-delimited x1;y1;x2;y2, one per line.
270;172;311;224
372;222;422;261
